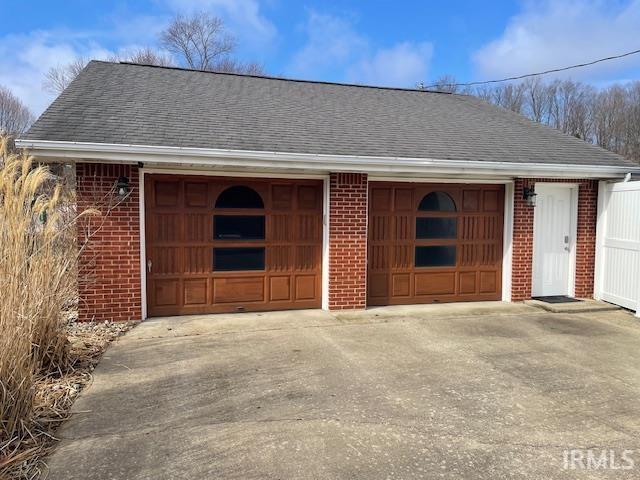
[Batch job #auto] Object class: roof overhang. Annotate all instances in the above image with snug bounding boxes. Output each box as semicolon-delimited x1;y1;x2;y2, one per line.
15;139;640;179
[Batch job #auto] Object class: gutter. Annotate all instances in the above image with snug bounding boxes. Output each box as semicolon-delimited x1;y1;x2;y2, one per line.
15;139;640;179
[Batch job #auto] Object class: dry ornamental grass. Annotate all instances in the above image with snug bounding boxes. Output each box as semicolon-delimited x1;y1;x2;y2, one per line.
0;135;133;479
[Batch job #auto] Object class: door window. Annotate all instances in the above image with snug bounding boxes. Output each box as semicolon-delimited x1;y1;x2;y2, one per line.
415;191;457;267
213;186;266;271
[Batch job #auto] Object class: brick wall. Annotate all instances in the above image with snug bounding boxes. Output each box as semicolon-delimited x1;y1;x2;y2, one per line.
76;163;142;322
328;173;368;309
511;178;598;301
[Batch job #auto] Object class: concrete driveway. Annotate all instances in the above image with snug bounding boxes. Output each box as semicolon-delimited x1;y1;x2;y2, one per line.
46;303;640;479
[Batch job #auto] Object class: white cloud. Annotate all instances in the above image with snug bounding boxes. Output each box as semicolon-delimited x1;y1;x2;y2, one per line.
287;12;367;78
347;42;433;87
473;0;640;81
288;11;433;88
0;30;114;115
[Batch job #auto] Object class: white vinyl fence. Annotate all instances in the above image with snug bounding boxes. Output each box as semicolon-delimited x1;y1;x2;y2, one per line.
594;180;640;316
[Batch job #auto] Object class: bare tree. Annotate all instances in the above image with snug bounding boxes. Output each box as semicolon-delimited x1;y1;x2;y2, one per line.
44;57;88;94
44;13;265;96
119;47;173;67
212;57;265;75
523;77;551;123
490;82;526;113
418;74;640;163
160;12;264;74
0;85;34;135
623;82;640;161
44;48;174;94
160;12;235;71
426;75;461;93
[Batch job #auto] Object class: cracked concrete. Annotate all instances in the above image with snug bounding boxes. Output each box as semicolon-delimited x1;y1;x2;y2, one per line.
45;302;640;479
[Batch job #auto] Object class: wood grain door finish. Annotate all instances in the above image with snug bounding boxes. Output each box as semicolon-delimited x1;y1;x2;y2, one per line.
145;175;323;316
368;182;504;305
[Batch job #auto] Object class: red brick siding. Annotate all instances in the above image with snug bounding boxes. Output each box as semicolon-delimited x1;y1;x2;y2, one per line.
575;180;598;297
328;173;368;309
511;178;597;301
77;163;142;322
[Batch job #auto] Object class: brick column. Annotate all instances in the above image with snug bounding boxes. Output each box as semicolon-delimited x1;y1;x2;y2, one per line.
328;173;368;309
511;179;535;301
77;163;142;322
574;180;598;297
511;178;597;301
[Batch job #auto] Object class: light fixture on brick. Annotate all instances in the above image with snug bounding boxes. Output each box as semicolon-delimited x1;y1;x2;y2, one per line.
116;176;129;200
523;186;537;207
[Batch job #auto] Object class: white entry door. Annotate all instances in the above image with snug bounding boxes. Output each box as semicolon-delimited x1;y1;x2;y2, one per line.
532;184;576;297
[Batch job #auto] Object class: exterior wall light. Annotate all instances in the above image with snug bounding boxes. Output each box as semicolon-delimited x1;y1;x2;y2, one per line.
523;186;537;207
116;176;130;200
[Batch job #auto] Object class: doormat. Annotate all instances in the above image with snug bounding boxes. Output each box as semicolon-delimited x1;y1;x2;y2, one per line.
532;296;582;304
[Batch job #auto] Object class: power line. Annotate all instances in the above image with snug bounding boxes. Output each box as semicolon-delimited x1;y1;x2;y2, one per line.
421;48;640;90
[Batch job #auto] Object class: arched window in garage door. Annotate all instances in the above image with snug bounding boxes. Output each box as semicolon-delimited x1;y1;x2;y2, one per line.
415;191;457;267
213;186;265;271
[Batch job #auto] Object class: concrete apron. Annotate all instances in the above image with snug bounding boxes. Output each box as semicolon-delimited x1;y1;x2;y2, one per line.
45;301;640;479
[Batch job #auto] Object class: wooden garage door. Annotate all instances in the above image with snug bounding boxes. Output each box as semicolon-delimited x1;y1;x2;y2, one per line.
145;175;323;316
368;182;504;305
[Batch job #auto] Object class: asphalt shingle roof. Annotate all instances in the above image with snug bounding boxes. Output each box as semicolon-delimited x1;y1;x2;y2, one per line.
23;60;636;168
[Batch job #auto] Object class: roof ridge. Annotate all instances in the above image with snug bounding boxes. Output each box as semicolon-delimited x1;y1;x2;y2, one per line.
91;60;457;95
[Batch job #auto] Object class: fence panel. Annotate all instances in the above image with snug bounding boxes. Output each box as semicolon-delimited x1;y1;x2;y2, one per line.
595;181;640;316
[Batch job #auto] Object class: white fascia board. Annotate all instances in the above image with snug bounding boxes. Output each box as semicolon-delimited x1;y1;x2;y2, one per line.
15;139;640;179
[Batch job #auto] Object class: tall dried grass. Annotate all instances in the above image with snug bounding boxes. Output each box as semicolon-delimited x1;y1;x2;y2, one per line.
0;136;97;474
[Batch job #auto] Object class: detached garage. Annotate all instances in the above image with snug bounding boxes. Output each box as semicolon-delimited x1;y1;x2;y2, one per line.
16;61;640;321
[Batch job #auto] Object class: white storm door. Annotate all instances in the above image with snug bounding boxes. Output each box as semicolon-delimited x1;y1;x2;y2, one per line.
532;184;575;297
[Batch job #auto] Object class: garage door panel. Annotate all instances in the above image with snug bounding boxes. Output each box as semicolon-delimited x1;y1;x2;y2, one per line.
146;176;322;316
369;245;388;270
154;279;180;307
155;181;180;207
483;190;500;212
479;271;499;294
184;182;208;207
392;245;412;269
394;188;414;211
369;215;390;242
415;272;456;296
368;182;503;305
271;184;293;210
294;275;316;301
153;247;182;275
185;214;209;241
459;271;477;294
298;185;322;210
184;246;209;274
183;278;208;305
151;213;182;242
462;189;480;211
394;215;412;240
269;276;291;301
270;215;292;240
213;277;265;304
268;246;293;272
368;273;389;298
392;273;411;297
297;214;322;240
295;245;321;271
371;187;392;212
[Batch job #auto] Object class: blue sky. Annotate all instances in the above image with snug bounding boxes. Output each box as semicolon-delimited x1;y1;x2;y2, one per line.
3;0;640;115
